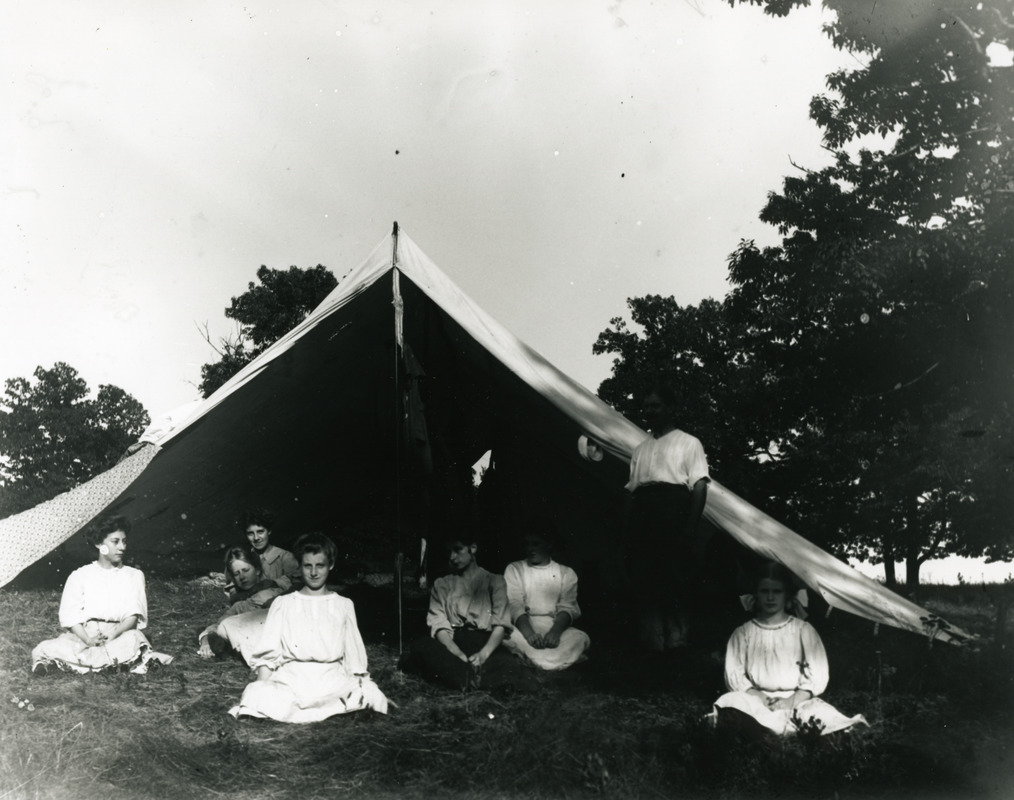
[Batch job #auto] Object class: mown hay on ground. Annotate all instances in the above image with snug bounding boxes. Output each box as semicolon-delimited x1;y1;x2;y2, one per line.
1;579;1013;799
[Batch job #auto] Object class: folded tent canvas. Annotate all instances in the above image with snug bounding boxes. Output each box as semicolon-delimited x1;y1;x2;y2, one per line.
0;225;971;645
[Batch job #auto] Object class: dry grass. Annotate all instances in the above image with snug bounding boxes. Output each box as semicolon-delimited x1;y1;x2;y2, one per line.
1;579;1013;799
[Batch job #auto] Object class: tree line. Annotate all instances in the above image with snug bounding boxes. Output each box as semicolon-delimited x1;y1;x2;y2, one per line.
596;0;1013;585
0;265;337;520
2;2;1010;587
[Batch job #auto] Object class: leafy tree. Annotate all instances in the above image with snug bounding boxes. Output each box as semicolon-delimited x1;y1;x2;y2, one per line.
727;0;1014;585
199;265;338;397
0;363;150;518
598;1;1014;586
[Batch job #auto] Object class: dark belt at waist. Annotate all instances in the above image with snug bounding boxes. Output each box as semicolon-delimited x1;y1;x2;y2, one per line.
632;482;690;495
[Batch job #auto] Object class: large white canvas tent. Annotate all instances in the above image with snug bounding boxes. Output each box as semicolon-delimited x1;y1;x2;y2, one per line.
0;226;969;645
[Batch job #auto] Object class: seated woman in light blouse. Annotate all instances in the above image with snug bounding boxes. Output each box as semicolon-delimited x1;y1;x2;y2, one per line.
32;516;172;675
503;523;590;671
710;562;867;736
406;531;537;692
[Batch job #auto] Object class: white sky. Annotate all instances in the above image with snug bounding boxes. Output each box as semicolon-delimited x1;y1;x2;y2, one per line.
851;555;1014;586
2;0;852;416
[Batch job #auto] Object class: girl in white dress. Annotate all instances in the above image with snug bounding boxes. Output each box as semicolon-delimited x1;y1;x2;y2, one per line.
711;562;867;736
229;533;388;723
196;544;283;663
32;516;173;675
503;527;590;671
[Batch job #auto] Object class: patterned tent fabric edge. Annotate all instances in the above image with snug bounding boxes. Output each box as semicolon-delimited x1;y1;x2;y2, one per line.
0;444;160;587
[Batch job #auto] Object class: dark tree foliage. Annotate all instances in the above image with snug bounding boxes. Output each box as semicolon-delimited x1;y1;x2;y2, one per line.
594;297;772;491
0;363;150;519
599;1;1014;586
199;265;338;397
728;0;1014;586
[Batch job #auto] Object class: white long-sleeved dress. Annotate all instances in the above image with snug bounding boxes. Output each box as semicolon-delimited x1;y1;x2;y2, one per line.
198;583;282;665
502;559;590;670
712;616;866;735
229;591;388;723
31;562;173;674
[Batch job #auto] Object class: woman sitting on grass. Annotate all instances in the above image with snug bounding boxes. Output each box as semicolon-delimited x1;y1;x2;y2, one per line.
32;516;173;675
406;531;537;693
197;544;284;663
228;532;388;723
502;523;590;671
710;561;867;736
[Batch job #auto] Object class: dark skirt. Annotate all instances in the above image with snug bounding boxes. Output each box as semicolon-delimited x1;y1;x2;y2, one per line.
408;628;537;692
626;483;700;612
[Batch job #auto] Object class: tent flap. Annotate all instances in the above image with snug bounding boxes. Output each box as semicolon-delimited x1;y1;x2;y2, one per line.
0;444;159;586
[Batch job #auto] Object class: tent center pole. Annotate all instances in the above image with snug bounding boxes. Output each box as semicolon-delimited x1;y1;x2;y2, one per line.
392;223;404;656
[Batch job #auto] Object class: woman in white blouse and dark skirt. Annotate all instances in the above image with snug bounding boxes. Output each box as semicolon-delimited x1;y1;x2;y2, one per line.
623;385;710;652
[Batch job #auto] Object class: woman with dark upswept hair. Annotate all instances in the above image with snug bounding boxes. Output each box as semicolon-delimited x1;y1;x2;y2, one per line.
32;516;172;674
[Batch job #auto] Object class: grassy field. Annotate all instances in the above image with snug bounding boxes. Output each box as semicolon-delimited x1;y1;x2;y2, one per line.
1;579;1012;800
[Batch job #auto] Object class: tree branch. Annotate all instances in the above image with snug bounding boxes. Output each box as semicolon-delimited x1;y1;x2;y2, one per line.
789;156;814;174
992;7;1014;30
858;362;939;401
954;16;985;55
882;123;1003;164
194;321;225;357
919;522;948;565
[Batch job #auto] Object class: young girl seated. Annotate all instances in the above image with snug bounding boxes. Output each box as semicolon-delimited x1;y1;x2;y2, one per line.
229;533;388;723
503;525;590;671
710;562;867;736
32;516;173;675
241;507;300;591
407;532;537;692
197;544;284;663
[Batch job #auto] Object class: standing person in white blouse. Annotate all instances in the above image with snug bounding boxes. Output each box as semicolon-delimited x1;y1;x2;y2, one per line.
503;523;590;671
32;516;173;675
623;385;710;652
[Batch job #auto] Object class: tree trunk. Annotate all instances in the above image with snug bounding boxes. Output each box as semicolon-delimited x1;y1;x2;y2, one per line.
882;536;898;588
884;558;897;587
904;492;922;593
905;552;921;590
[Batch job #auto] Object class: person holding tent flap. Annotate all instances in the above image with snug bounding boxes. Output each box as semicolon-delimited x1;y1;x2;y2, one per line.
623;385;710;652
